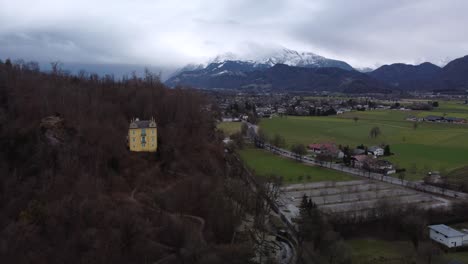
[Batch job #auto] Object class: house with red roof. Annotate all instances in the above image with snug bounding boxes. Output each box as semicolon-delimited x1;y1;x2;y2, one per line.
308;143;344;158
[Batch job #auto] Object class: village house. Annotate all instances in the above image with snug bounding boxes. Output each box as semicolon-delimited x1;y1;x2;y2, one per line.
406;115;422;122
428;224;468;248
425;115;444;122
424;115;467;124
445;117;467;123
368;146;384;156
352;155;371;169
352;148;366;155
374;160;396;174
128;117;158;152
352;155;395;174
308;143;344;159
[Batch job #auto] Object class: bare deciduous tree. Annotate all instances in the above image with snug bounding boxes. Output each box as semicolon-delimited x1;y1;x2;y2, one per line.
369;126;381;139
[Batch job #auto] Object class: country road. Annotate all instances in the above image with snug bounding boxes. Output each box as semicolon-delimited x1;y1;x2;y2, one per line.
245;122;468;200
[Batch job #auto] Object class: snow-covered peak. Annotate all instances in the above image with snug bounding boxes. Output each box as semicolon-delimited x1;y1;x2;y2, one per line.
261;48;327;67
205;47;351;69
172;48;353;77
209;52;240;64
181;63;205;71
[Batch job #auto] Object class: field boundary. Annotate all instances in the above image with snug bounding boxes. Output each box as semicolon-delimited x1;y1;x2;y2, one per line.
247;122;468;200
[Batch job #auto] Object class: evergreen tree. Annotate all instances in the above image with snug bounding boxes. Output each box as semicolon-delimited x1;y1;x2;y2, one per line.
384;145;391;156
5;58;12;67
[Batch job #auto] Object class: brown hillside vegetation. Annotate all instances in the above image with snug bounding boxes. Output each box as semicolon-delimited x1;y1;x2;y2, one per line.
0;61;254;264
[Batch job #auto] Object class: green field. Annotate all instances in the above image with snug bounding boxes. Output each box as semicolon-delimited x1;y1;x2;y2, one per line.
238;148;355;183
347;239;414;263
347;238;468;263
217;121;242;136
260;102;468;180
444;252;468;263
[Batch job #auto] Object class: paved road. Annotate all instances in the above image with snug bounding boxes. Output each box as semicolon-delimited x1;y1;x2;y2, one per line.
246;122;468;200
231;153;297;264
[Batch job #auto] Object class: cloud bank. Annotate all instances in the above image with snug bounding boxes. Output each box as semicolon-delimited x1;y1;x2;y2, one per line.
1;0;468;71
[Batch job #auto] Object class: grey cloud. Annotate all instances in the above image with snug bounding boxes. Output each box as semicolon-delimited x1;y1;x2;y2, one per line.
0;0;468;71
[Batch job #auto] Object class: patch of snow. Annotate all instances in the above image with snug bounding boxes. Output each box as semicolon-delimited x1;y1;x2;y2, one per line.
213;70;230;76
209;52;239;64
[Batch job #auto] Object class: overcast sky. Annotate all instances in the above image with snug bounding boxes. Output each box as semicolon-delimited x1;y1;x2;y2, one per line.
1;0;468;72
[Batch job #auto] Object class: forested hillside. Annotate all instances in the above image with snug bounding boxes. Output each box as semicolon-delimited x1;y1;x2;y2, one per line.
0;60;254;264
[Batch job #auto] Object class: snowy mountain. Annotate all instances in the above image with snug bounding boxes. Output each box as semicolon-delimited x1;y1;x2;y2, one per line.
201;48;354;70
166;48;355;87
208;52;241;64
165;63;390;93
164;48;392;93
166;63;205;80
260;48;354;70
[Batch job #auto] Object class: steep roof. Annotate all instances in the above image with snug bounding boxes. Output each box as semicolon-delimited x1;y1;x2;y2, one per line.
445;117;466;122
428;224;465;238
308;143;337;151
425;115;443;120
129;119;157;129
352;148;366;155
368;146;383;152
353;155;370;162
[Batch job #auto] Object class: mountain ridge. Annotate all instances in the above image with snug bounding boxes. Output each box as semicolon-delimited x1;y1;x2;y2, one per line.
369;56;468;91
166;52;468;93
172;48;354;77
166;62;391;93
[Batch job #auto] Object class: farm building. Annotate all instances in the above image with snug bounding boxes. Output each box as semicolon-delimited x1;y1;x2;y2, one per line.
445;117;467;123
352;155;395;174
428;224;468;248
352;155;371;169
308;143;336;153
308;143;343;158
425;115;444;122
352;148;366;155
424;115;466;123
374;160;396;174
368;146;384;156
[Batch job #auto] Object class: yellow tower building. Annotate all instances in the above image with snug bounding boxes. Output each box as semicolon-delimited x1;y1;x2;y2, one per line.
128;117;158;152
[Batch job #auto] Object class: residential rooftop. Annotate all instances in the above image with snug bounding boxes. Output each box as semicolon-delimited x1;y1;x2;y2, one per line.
428;224;466;238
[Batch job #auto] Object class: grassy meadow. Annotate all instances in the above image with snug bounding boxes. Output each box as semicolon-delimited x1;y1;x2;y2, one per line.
259;101;468;180
217;121;242;136
347;239;414;263
238;148;355;183
347;238;468;263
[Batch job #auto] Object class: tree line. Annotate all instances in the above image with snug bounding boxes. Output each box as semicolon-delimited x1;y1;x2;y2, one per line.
0;60;259;264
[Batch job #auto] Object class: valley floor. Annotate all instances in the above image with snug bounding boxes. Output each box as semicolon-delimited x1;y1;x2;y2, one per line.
260;104;468;181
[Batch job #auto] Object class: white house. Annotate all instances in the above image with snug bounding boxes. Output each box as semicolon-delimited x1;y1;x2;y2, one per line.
368;146;384;156
428;224;468;248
